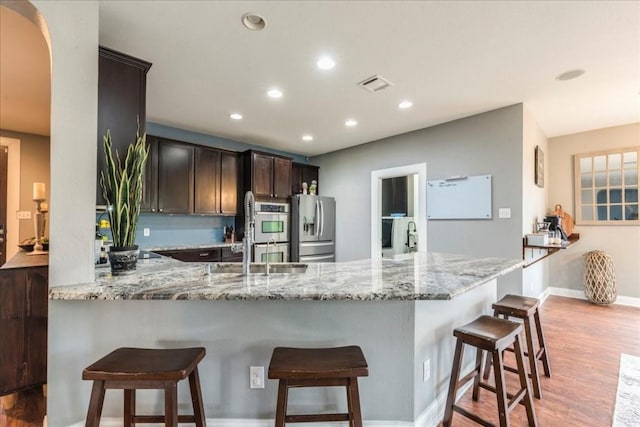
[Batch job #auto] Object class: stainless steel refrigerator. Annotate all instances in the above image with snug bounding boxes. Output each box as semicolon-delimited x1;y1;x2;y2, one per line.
291;194;335;262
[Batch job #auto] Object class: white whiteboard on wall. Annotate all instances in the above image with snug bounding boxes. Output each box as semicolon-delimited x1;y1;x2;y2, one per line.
427;174;492;219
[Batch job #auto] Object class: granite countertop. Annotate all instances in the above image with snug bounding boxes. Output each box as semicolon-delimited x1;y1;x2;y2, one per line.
49;253;523;301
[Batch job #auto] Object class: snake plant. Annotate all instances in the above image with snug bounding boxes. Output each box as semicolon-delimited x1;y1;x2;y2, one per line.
100;126;149;248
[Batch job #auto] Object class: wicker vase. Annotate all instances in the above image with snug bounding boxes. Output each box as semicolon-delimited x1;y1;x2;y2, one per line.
583;251;616;305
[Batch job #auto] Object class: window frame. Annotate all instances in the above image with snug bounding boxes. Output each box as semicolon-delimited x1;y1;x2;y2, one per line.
574;146;639;225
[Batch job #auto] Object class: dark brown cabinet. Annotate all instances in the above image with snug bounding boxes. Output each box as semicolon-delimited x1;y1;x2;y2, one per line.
194;148;238;215
292;163;319;195
141;136;159;213
97;46;151;206
243;150;292;201
155;247;242;262
220;247;242;262
0;264;48;395
157;139;194;214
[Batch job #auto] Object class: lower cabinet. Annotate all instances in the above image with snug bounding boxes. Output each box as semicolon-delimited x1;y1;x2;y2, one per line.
0;266;48;395
156;247;242;263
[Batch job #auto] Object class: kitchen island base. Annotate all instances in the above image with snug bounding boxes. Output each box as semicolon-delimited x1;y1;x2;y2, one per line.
48;280;496;426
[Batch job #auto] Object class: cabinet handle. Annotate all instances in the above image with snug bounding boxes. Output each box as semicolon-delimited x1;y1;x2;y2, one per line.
199;253;210;257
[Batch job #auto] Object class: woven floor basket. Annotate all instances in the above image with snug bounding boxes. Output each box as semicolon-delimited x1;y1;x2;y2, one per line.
584;251;616;305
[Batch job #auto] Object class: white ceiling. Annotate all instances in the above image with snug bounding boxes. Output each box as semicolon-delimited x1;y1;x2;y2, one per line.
2;1;639;156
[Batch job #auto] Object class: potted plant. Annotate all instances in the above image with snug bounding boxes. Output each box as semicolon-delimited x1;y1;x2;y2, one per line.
100;126;149;275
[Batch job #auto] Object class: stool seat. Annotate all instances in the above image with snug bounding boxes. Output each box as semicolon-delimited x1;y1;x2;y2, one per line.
492;294;539;316
83;347;206;427
83;347;205;381
268;346;368;427
454;315;523;351
268;346;368;379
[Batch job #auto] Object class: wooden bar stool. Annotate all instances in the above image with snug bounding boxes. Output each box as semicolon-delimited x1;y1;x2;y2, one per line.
443;315;537;427
483;294;551;399
82;347;206;427
268;346;368;427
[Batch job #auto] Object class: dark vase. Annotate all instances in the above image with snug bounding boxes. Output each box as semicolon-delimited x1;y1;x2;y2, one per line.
108;245;139;275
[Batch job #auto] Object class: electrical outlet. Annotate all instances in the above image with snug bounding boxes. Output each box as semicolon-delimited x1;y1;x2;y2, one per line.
143;228;150;237
498;208;511;219
250;366;264;389
16;211;31;219
423;359;431;382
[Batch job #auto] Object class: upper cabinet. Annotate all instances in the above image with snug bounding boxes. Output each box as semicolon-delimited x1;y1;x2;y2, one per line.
243;150;292;201
142;136;239;215
96;46;152;206
194;147;238;215
292;163;319;195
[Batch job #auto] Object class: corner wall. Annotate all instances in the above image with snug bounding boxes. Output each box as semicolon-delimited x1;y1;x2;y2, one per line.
313;104;525;295
547;123;640;298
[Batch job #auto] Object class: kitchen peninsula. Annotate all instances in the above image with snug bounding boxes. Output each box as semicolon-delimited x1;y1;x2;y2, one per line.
48;253;522;425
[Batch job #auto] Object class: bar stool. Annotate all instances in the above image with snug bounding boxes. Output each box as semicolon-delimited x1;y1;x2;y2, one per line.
443;315;537;427
268;346;368;427
83;347;206;427
483;294;551;399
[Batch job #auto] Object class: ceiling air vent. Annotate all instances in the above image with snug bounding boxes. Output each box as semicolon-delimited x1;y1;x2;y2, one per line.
358;75;393;92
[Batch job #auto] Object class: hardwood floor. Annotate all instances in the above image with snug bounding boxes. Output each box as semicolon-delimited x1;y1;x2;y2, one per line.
0;295;638;427
444;295;640;426
0;386;46;427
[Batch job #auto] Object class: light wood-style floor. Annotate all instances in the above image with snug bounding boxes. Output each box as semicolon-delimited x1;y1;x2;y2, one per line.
1;295;638;427
443;295;640;426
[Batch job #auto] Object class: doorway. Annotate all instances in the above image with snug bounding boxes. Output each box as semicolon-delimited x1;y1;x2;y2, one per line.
370;163;427;259
0;145;7;265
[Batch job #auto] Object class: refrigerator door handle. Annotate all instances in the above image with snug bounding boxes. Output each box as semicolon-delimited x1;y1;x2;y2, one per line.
315;199;321;237
318;200;324;237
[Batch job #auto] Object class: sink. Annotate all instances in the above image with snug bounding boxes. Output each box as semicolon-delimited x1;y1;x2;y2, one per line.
208;263;308;275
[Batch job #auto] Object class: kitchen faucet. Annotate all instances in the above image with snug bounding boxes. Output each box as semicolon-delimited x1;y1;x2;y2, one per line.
242;191;255;275
265;237;277;276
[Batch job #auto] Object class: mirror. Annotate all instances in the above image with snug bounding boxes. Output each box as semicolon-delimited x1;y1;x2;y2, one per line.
371;163;427;260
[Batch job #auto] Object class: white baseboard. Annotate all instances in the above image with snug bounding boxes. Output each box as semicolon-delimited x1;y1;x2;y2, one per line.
547;287;640;308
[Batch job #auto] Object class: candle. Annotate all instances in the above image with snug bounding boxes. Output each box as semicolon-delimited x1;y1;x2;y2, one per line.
33;182;46;200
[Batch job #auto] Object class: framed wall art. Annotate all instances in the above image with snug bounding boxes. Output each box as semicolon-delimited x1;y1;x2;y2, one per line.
535;145;544;188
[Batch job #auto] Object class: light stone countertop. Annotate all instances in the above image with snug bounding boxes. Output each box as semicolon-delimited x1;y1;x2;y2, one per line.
49;253;523;301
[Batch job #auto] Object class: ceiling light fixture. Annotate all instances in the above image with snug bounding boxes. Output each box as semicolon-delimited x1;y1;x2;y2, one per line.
230;113;243;120
302;135;314;142
398;100;413;109
267;88;283;99
317;56;336;70
345;119;357;127
556;69;585;81
241;13;266;31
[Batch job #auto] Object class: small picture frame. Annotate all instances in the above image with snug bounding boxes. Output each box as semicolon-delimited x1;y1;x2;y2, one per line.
535;145;544;188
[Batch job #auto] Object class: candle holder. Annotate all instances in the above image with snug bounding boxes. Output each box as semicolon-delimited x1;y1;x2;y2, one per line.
28;198;48;256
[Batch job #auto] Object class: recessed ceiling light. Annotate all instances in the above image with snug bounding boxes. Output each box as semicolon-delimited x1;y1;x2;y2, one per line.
230;113;243;120
267;88;283;99
398;100;413;109
345;119;358;127
317;56;336;70
556;69;585;81
241;13;266;31
302;135;314;142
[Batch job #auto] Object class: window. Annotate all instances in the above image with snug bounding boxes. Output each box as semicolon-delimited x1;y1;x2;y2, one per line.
575;147;639;224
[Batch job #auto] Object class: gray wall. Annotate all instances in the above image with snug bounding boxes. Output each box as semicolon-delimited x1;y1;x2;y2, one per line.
313;105;524;294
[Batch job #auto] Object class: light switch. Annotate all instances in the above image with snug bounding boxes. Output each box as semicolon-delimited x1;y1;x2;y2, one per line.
17;211;31;219
498;208;511;219
143;228;150;236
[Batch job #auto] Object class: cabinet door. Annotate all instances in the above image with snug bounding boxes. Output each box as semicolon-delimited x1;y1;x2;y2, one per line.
252;153;274;198
157;140;194;213
25;267;48;389
0;271;26;394
273;157;292;199
97;47;151;205
220;247;242;262
194;147;220;214
141;136;158;212
220;152;238;215
156;249;220;262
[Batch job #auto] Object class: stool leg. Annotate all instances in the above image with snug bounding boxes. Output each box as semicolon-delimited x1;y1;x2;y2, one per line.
534;310;551;377
523;315;542;399
274;380;288;427
164;383;178;427
188;367;206;427
85;380;106;427
491;349;509;427
346;377;363;427
514;334;538;427
124;389;135;427
443;338;465;427
483;309;499;380
472;347;483;401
